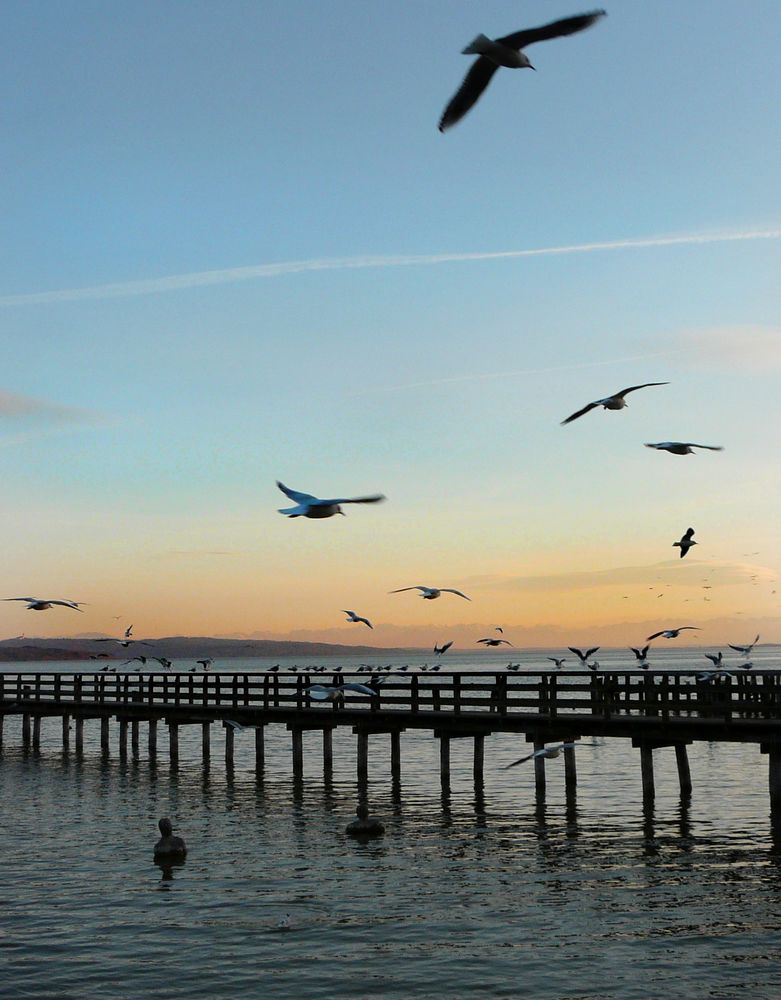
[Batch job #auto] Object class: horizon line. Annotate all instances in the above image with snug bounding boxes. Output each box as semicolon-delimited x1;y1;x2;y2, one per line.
1;226;779;307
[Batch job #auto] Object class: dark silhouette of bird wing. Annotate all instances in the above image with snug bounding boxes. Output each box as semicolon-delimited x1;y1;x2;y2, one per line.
276;481;317;503
616;382;670;398
646;630;666;641
683;528;695;540
689;444;724;451
319;493;386;506
439;58;500;132
498;10;607;50
561;400;599;425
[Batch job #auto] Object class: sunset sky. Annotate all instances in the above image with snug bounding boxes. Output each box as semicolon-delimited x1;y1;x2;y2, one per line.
1;1;780;647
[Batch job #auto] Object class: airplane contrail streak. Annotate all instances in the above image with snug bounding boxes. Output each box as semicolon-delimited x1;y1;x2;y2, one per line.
1;228;778;307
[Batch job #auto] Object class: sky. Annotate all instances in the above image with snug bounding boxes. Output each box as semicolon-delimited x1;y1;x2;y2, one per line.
1;0;780;647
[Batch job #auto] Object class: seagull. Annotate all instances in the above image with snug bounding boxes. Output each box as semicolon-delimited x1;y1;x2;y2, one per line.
586;660;600;672
122;655;148;667
568;646;599;665
390;586;470;601
646;627;700;641
547;656;567;669
561;382;669;425
704;651;723;668
438;10;607;132
152;656;173;670
630;645;651;668
276;481;385;519
434;640;454;656
644;442;724;456
673;527;697;559
342;610;373;629
124;624;133;639
504;741;577;768
477;637;513;647
94;635;149;649
495;627;504;634
729;634;760;657
4;597;85;612
307;683;379;702
737;660;754;670
224;719;262;733
197;658;213;670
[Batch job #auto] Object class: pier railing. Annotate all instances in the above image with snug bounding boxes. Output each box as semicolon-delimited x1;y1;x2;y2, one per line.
3;670;781;725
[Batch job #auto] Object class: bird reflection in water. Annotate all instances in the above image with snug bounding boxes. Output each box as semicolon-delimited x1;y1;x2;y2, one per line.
155;857;186;889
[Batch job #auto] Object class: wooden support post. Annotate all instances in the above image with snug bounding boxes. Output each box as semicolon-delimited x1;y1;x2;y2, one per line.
356;731;369;785
533;738;546;795
131;720;139;758
292;727;304;780
32;716;41;750
225;723;234;766
100;716;109;753
75;717;84;754
169;723;179;764
640;745;655;800
202;722;211;762
391;730;401;783
675;744;692;796
62;714;70;750
0;713;4;749
22;713;30;746
564;741;577;795
770;749;781;811
439;734;451;789
255;725;265;772
119;719;128;757
148;719;157;757
323;728;333;774
473;734;485;784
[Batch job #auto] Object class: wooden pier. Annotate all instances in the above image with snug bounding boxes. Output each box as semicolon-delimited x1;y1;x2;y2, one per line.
3;669;781;808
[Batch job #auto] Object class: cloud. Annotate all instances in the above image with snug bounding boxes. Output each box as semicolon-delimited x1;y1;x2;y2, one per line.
0;389;93;423
150;550;240;560
0;227;778;307
463;560;775;593
678;325;781;374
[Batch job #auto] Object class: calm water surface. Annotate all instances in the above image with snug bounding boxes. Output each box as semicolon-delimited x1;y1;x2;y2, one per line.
2;652;781;998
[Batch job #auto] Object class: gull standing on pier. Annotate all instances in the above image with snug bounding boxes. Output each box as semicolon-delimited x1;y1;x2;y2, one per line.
342;610;373;629
673;527;697;558
438;10;607;132
646;627;700;641
561;382;668;425
390;586;471;601
644;442;724;456
4;597;85;612
276;481;385;519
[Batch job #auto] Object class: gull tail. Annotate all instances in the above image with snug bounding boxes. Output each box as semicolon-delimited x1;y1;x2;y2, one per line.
461;34;493;56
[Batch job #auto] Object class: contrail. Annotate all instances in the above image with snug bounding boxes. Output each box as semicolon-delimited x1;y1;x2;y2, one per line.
1;227;779;307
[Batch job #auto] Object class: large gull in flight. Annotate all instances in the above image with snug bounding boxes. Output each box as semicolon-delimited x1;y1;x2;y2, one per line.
390;586;471;601
4;597;85;612
644;442;724;456
276;481;385;519
561;382;668;425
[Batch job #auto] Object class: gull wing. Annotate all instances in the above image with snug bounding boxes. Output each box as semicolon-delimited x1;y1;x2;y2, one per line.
342;683;378;696
4;597;40;602
646;630;665;641
504;751;535;768
316;493;386;506
441;589;471;600
499;11;606;50
277;505;309;517
356;617;373;629
389;587;425;594
561;400;599;425
617;382;670;398
307;685;333;701
679;626;700;631
585;646;600;659
568;646;586;659
689;444;724;451
276;481;318;504
438;57;500;133
51;600;84;611
728;644;746;653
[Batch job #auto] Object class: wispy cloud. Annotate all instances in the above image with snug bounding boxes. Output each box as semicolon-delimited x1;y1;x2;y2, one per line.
678;325;781;373
1;227;779;307
0;389;91;422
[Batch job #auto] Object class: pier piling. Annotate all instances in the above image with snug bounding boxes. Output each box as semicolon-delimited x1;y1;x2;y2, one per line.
564;739;577;795
391;730;401;783
100;716;109;754
32;715;41;750
168;722;179;764
439;734;451;790
131;720;139;758
675;743;693;796
119;719;128;757
202;722;211;763
22;713;30;747
533;739;546;795
75;717;84;754
255;725;265;772
62;714;69;750
473;734;485;784
148;719;157;758
356;731;369;785
640;745;655;800
323;727;333;774
292;727;304;779
225;723;234;765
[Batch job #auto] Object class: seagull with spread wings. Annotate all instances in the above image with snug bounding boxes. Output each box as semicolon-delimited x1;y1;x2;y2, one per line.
644;442;724;456
561;382;669;425
342;610;373;629
276;481;385;519
630;645;651;668
646;626;700;641
390;586;471;601
568;646;599;665
673;527;697;558
434;640;454;656
729;634;760;657
439;10;606;132
477;637;513;647
4;597;85;612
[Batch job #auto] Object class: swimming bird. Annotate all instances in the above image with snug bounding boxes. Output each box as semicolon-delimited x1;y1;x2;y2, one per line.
568;646;599;665
4;597;85;612
729;634;760;657
504;741;577;768
630;645;651;668
561;382;668;425
477;637;513;647
673;527;697;559
276;481;385;519
342;610;373;629
704;651;723;668
434;640;454;656
438;10;607;132
390;586;471;601
644;442;724;456
646;627;700;641
547;656;567;669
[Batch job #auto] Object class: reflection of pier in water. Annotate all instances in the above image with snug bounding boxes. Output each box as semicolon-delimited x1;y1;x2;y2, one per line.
3;669;781;809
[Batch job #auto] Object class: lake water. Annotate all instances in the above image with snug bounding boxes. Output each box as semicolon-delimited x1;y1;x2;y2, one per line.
2;650;781;998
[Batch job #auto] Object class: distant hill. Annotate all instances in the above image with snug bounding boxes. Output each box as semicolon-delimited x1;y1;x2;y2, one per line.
0;636;420;660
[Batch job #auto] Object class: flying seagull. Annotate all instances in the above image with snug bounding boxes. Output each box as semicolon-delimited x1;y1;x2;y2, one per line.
307;682;379;702
644;442;724;456
438;10;607;132
729;634;760;657
276;481;385;519
547;656;567;669
4;597;85;612
504;741;580;768
390;586;471;601
673;527;697;558
704;651;723;668
646;626;700;641
630;645;651;668
434;640;454;656
561;382;668;425
342;610;373;629
477;637;513;647
568;646;599;665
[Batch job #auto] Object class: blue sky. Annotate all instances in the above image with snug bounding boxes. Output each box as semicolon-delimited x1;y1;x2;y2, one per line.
1;1;780;643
